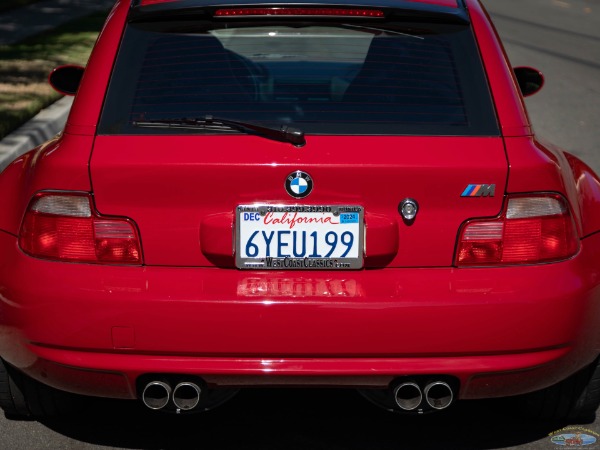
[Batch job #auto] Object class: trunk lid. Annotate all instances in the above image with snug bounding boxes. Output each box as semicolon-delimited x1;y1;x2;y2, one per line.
90;134;507;268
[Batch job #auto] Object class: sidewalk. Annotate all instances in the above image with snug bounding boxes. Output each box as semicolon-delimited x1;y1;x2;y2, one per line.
0;0;114;172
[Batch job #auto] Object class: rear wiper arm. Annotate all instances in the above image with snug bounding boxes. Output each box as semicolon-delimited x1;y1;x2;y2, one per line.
133;115;305;147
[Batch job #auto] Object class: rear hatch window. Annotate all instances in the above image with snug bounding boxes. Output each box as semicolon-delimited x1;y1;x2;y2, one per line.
99;14;498;136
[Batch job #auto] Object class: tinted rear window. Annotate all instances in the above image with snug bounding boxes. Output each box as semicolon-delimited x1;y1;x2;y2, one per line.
99;18;498;136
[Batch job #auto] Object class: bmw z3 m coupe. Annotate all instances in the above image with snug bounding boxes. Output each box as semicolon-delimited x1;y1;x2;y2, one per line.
1;0;600;420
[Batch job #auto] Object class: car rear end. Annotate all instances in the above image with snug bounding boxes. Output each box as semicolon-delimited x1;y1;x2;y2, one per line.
1;0;600;417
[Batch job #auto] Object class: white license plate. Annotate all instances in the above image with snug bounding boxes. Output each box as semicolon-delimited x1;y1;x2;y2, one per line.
236;205;364;270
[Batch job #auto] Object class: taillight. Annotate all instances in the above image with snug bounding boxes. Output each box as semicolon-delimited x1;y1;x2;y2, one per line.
456;194;579;266
19;193;142;265
214;8;385;17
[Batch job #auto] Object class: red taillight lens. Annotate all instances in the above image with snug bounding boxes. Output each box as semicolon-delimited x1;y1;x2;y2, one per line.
19;193;142;265
456;195;579;266
214;8;385;17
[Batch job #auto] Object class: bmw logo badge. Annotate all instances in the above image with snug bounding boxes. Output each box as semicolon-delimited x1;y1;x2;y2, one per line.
285;170;313;198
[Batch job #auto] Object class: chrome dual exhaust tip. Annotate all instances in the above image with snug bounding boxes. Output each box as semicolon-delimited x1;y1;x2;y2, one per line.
141;380;202;411
393;380;454;411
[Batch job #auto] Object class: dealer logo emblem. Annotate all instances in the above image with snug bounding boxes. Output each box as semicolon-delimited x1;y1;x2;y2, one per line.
285;170;313;198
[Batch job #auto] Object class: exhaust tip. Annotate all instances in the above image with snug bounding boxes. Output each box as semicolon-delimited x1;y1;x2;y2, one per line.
424;381;453;410
142;381;172;410
393;382;423;411
173;382;202;411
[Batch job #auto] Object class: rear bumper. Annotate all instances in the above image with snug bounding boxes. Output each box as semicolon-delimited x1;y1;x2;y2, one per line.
1;230;600;400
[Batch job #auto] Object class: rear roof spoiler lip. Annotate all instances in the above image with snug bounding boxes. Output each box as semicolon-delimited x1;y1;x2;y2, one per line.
128;1;470;24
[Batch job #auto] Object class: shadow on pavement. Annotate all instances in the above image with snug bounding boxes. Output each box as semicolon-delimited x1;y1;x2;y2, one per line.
37;388;575;450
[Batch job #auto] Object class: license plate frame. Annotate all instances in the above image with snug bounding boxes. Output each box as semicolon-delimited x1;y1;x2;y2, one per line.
235;205;364;270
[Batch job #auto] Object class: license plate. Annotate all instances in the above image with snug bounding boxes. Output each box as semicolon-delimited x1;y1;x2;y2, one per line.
236;205;364;270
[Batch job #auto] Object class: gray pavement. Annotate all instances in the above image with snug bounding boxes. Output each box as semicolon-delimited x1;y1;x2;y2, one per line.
483;0;600;175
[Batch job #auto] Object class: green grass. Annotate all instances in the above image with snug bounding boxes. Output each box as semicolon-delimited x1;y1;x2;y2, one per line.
0;0;43;14
0;12;108;140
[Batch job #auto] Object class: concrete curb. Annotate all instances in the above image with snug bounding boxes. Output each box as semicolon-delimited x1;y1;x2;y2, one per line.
0;96;73;173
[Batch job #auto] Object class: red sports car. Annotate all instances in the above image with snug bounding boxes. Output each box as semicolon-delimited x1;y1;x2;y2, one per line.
1;0;600;420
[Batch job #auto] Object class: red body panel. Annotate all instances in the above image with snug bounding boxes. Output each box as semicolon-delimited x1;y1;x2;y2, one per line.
91;135;507;267
1;229;600;399
1;0;600;410
563;153;600;237
0;134;94;235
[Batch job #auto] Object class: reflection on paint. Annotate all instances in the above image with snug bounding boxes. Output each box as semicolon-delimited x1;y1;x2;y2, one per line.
237;277;363;298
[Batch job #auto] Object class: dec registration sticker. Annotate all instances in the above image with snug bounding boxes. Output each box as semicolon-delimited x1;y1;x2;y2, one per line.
235;205;364;270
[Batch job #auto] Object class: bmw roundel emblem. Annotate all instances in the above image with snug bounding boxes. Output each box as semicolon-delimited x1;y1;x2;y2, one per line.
285;170;313;198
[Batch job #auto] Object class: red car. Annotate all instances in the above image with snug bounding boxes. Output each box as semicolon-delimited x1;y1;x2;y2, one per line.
1;0;600;420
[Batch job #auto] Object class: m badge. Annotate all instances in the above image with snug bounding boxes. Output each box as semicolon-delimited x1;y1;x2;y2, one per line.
461;184;496;197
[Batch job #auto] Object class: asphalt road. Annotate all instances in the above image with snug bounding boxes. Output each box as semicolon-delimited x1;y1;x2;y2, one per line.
485;0;600;174
1;0;599;449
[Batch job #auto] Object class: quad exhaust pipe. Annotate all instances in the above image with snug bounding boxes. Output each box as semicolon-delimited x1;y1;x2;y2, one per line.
142;377;453;413
393;379;454;412
141;380;202;412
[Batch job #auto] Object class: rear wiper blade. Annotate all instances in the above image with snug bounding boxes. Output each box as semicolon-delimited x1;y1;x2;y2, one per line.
133;115;305;147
